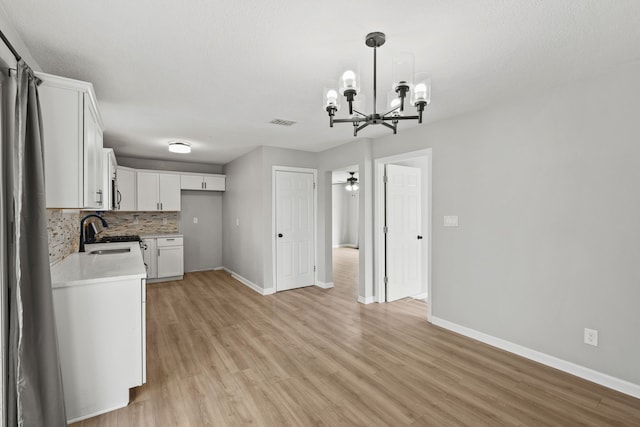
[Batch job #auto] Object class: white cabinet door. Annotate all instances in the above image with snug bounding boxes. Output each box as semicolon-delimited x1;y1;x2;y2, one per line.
40;84;83;208
180;174;204;190
159;173;181;210
157;246;184;278
83;93;104;209
117;167;136;211
203;175;225;191
136;172;159;211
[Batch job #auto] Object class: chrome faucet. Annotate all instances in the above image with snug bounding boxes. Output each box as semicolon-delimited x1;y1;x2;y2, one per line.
79;214;108;252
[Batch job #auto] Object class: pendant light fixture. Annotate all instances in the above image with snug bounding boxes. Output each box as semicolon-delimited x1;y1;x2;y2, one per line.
324;32;431;137
345;172;359;192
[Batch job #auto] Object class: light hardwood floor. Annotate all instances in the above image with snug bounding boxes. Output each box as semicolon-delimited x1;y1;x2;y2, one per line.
74;248;640;426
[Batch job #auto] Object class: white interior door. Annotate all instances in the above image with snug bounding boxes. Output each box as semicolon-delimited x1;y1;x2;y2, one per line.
385;164;422;302
275;170;315;291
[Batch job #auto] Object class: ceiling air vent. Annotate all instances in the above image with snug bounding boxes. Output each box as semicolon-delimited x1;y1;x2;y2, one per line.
269;118;296;126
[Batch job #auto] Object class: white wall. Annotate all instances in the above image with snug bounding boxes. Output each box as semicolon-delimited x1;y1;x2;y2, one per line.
332;183;358;248
372;60;640;386
317;139;374;301
179;191;222;272
222;146;316;290
117;156;223;174
221;147;264;286
260;147;317;290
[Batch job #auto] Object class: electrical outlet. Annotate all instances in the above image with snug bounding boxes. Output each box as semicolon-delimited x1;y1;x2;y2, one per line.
584;328;598;347
193;217;198;224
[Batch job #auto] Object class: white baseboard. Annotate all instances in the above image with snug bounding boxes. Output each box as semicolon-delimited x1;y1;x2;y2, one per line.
315;281;334;289
357;295;375;305
430;316;640;399
411;292;428;300
221;267;275;296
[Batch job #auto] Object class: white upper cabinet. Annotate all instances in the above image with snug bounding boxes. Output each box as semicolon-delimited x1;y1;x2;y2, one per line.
136;172;180;211
116;166;136;211
159;174;181;210
38;73;104;209
180;173;226;191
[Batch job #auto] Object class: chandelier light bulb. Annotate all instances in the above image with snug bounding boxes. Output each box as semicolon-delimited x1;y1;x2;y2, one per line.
326;89;338;107
342;70;357;90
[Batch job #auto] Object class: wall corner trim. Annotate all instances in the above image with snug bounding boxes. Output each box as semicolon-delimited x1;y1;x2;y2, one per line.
357;295;375;305
222;268;274;296
315;281;334;289
430;316;640;399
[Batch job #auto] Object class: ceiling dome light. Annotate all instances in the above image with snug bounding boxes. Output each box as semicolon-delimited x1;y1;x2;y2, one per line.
168;141;191;154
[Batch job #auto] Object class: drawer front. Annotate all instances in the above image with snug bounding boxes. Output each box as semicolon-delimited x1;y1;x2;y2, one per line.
157;237;183;247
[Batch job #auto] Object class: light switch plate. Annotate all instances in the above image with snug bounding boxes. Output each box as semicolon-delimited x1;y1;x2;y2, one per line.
193;217;198;224
444;216;459;227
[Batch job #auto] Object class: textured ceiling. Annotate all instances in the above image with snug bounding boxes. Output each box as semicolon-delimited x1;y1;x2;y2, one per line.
3;0;640;164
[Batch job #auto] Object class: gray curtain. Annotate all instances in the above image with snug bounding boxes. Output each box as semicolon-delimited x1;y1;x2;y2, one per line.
5;60;66;426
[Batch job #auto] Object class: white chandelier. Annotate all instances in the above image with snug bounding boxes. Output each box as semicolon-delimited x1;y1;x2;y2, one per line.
324;32;431;137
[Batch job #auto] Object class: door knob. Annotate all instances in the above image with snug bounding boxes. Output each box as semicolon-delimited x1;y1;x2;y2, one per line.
417;235;423;240
278;233;283;238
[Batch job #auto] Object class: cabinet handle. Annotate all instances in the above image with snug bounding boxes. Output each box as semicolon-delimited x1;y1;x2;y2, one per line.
204;181;207;189
157;249;160;257
161;202;163;210
166;238;175;241
201;181;204;189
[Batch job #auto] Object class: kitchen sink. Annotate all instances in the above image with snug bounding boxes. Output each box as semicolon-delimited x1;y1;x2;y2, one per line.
88;248;132;255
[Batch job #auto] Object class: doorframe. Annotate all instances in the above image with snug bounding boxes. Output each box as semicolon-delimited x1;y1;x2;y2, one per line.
374;149;433;321
272;166;318;292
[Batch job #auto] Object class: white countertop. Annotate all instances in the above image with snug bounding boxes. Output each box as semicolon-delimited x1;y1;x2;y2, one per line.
51;242;146;288
140;233;183;239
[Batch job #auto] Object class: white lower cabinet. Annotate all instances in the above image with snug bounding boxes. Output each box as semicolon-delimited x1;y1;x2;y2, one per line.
142;235;183;282
53;277;145;423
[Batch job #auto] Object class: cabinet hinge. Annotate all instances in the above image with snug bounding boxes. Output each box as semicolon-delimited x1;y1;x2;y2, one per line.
384;276;388;284
383;175;388;184
383;226;388;233
313;182;316;190
313;266;316;272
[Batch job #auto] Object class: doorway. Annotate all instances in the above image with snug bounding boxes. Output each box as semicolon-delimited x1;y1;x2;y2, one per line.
331;168;360;298
273;166;317;292
375;150;432;318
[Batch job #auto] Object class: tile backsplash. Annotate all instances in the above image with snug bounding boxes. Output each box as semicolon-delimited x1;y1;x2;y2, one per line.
47;210;179;264
97;211;179;236
47;209;80;265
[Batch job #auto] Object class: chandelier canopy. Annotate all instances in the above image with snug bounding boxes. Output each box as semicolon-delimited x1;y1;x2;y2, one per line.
324;32;431;137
